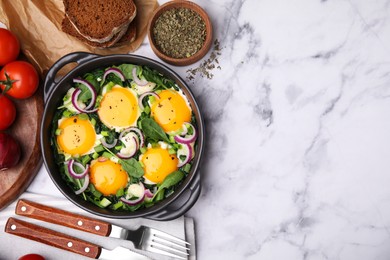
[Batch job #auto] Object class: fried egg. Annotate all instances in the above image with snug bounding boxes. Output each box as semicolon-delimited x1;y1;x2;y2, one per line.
151;89;191;133
90;159;129;196
57;116;100;157
141;146;178;184
98;85;140;132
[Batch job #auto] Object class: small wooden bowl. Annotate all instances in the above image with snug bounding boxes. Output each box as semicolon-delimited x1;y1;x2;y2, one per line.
148;0;213;66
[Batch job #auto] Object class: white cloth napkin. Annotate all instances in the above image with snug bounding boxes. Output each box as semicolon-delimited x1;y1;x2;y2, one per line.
0;192;196;260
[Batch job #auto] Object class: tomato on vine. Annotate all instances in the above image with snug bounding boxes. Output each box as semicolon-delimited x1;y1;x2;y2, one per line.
0;95;16;130
0;28;20;66
0;61;39;99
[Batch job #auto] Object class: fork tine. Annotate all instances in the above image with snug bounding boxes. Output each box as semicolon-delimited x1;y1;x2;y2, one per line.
150;228;191;245
152;236;190;251
148;244;187;260
151;239;189;255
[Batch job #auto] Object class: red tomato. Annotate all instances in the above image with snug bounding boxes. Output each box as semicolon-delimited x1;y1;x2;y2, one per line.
0;95;16;130
0;61;39;99
0;28;20;66
18;254;45;260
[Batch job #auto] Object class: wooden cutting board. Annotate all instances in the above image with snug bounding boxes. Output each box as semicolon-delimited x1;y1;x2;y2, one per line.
0;86;44;210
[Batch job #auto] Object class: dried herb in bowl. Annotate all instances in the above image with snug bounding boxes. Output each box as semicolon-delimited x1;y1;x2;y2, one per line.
152;7;206;59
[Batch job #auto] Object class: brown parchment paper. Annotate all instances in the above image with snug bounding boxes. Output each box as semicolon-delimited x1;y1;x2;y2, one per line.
0;0;158;75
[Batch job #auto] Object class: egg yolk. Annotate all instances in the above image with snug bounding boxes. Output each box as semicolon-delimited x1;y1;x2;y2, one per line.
98;86;139;129
57;116;96;156
90;159;128;196
151;90;191;132
142;147;178;183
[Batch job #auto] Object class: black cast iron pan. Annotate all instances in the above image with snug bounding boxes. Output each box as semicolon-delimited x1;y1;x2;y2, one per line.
41;52;204;221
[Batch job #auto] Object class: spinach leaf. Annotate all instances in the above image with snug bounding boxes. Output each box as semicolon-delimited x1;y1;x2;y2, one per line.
77;71;102;102
142;66;176;90
117;64;139;80
77;84;93;102
140;118;170;143
120;158;144;178
155;170;185;196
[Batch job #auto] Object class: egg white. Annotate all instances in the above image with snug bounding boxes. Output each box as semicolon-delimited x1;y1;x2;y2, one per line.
131;82;156;95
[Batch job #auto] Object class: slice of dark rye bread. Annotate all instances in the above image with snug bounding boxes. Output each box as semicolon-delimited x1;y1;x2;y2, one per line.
62;16;137;48
63;0;136;43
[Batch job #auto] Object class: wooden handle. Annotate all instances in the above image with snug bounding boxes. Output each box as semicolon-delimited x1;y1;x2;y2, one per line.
5;217;101;258
16;199;111;236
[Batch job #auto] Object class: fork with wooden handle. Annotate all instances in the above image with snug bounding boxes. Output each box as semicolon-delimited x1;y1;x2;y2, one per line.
5;217;150;260
15;199;190;259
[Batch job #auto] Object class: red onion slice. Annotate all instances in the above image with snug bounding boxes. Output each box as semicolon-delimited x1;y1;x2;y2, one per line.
67;159;89;179
127;182;145;198
102;68;125;82
144;189;154;199
179;124;188;136
138;92;160;111
120;195;145;206
174;123;197;144
132;67;148;86
117;136;138;159
75;174;90;195
73;78;97;110
71;88;98;114
119;127;145;148
177;143;193;167
101;137;118;149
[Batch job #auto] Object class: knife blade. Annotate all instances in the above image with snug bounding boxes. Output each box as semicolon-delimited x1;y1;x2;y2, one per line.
5;217;150;260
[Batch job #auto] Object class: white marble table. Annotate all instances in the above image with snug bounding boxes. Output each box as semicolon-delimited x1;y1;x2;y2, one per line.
27;0;390;259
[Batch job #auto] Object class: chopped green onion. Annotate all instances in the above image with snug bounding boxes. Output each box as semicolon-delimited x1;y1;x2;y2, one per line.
94;144;104;153
92;152;99;159
143;106;150;114
140;147;147;154
183;163;191;173
149;96;156;103
63;94;70;102
168;148;176;155
99;198;112;208
78;113;88;120
55;129;62;135
105;81;115;91
92;190;102;199
62;110;72;118
116;188;124;197
112;201;124;210
81;155;91;166
115;145;123;150
88;183;96;192
90;117;96;126
102;151;112;159
101;131;109;137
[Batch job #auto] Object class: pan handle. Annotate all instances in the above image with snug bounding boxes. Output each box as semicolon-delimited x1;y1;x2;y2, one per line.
146;173;202;221
43;52;100;102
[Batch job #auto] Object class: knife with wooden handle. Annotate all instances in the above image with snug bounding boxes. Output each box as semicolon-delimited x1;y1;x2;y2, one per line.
16;199;189;259
5;217;151;260
16;199;111;236
5;217;101;258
